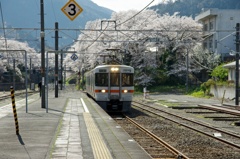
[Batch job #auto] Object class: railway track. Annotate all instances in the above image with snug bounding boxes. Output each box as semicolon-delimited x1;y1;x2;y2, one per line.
0;91;36;100
0;91;38;108
132;101;240;150
198;104;240;116
114;115;190;159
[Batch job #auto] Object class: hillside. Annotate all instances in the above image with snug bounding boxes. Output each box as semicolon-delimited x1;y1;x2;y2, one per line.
150;0;240;17
0;0;113;49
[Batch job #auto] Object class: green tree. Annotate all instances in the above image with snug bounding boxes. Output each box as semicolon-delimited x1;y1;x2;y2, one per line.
210;64;228;82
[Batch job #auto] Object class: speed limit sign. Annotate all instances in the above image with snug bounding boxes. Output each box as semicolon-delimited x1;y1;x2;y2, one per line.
61;0;83;21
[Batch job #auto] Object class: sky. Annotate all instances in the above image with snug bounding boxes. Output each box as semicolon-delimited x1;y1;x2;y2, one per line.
91;0;163;12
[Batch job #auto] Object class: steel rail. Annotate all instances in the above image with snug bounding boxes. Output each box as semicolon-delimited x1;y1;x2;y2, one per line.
199;104;240;116
134;101;240;138
0;92;36;100
132;101;240;149
124;115;190;159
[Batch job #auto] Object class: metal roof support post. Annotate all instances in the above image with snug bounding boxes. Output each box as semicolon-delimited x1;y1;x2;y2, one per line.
40;0;46;109
55;22;59;98
235;23;239;106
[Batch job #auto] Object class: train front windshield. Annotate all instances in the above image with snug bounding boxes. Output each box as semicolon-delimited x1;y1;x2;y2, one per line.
110;73;134;87
122;73;133;86
96;72;134;87
110;73;120;86
96;73;108;86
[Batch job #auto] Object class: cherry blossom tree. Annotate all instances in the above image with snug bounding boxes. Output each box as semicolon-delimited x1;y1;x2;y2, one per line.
64;10;219;86
0;39;39;82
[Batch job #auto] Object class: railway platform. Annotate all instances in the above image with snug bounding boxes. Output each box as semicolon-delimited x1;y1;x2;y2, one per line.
0;88;151;159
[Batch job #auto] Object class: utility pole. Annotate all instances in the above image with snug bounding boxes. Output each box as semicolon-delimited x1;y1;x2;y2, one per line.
30;58;32;90
55;22;59;98
236;23;240;106
40;0;45;108
186;48;189;93
60;50;63;90
13;59;16;90
0;2;8;50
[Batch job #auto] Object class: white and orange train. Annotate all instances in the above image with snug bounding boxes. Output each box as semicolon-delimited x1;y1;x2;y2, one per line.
85;65;134;112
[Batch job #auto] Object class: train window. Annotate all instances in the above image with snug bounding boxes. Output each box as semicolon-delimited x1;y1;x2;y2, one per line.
110;73;120;86
122;73;133;86
95;73;108;86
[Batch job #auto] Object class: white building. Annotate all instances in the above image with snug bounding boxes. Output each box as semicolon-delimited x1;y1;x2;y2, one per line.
223;61;238;81
195;8;240;61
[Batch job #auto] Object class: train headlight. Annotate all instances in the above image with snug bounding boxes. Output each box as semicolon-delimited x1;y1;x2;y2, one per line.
123;90;128;93
111;67;119;72
101;89;106;93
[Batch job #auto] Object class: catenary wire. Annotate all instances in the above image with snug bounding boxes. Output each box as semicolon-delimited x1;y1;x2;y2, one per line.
79;0;155;51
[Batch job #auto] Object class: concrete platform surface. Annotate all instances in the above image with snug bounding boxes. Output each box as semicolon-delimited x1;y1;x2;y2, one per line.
0;88;151;159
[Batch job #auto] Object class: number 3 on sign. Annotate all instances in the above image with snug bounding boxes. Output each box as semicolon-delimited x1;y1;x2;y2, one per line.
68;4;76;16
61;0;83;21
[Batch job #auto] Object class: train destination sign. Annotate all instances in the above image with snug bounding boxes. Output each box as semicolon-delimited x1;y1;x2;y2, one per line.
61;0;83;21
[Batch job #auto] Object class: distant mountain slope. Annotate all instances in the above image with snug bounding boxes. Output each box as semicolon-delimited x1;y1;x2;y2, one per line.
150;0;240;17
0;0;113;49
1;0;113;28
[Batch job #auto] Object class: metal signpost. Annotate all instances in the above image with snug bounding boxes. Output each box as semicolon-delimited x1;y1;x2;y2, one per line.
236;23;240;106
46;50;77;113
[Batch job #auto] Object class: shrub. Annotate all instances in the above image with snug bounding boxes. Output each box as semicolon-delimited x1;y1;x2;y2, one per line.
211;64;228;82
201;79;215;95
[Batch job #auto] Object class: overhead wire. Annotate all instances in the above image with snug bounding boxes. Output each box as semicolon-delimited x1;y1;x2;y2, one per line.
82;22;110;51
117;0;155;27
78;0;156;65
117;9;159;43
79;0;155;52
114;0;191;44
78;0;174;54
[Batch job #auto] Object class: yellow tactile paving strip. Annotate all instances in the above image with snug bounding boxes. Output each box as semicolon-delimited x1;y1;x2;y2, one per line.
83;113;113;159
